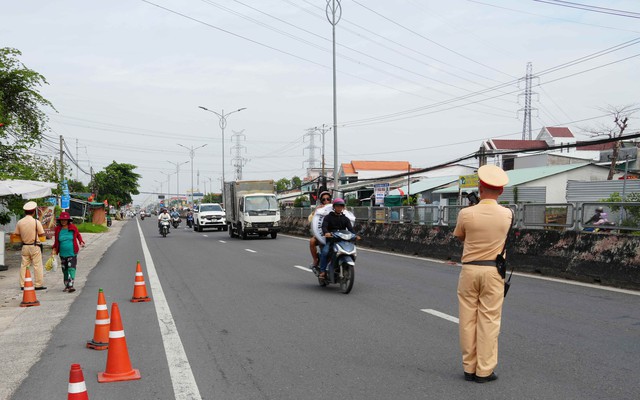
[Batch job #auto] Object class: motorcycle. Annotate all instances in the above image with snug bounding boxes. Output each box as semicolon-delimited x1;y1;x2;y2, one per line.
186;213;194;228
312;230;357;294
140;213;145;221
172;216;181;229
159;220;170;237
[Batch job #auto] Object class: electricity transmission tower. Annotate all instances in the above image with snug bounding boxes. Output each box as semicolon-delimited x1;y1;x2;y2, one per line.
518;62;539;140
303;128;321;170
230;129;248;181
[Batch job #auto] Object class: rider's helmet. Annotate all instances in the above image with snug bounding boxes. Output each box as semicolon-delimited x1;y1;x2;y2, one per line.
318;191;332;204
162;208;167;213
332;198;345;206
595;206;604;212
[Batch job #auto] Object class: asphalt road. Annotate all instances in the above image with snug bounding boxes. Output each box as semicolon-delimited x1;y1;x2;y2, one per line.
11;219;640;399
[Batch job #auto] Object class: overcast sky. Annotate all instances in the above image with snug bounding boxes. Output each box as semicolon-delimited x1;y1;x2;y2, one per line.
3;0;639;205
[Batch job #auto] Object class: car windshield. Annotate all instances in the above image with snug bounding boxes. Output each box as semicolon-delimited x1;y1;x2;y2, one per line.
245;195;278;211
200;204;222;212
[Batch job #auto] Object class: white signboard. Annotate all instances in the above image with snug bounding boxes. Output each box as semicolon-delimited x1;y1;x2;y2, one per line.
374;183;389;206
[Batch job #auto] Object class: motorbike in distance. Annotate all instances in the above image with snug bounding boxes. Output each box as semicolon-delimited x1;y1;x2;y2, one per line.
159;220;170;237
172;215;181;229
186;212;194;228
312;230;357;294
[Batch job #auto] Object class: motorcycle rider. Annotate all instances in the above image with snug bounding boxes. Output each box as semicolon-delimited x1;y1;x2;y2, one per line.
318;198;356;280
186;209;194;228
308;191;332;268
158;208;171;233
586;206;604;225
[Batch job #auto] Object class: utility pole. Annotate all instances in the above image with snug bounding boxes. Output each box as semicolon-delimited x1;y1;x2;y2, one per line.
314;124;331;188
59;135;65;181
231;129;248;180
167;161;189;204
177;143;207;205
518;62;538;140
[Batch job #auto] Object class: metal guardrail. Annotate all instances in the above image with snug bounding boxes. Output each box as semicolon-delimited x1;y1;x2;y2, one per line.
282;202;640;232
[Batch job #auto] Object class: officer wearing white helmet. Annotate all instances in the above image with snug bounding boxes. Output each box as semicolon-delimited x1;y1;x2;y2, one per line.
13;201;47;290
453;164;512;383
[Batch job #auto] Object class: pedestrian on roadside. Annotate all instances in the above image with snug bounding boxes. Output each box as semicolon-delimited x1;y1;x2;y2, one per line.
453;164;512;383
13;201;47;290
52;212;85;292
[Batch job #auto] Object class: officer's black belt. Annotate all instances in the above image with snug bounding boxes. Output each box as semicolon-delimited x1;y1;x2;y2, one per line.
463;260;496;266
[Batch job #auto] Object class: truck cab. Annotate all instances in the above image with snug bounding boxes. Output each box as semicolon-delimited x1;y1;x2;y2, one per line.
225;180;280;239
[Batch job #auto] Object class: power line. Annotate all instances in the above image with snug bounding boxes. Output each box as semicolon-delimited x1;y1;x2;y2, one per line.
532;0;640;19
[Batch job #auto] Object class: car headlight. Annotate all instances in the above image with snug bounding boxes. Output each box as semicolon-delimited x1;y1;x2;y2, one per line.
273;221;279;227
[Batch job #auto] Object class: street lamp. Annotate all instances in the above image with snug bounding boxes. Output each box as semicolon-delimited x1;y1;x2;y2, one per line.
326;0;342;194
177;143;207;205
167;160;189;206
198;106;247;203
160;171;174;207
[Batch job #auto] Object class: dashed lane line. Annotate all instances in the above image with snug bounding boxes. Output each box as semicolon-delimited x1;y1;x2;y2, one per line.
219;240;226;243
203;234;208;237
136;220;202;400
245;249;257;253
421;309;459;324
294;265;312;272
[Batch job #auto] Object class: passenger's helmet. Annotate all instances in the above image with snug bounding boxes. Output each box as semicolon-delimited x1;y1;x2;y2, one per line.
332;198;345;206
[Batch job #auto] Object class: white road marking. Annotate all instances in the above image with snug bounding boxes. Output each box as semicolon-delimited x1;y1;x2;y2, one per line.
245;249;256;253
136;220;202;400
280;234;640;297
219;240;226;243
421;309;459;324
203;235;208;237
294;265;312;272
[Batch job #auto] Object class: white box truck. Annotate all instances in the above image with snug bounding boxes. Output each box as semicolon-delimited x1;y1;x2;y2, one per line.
224;180;280;239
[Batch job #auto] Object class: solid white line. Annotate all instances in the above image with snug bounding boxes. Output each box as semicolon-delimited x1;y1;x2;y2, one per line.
294;265;312;272
136;220;202;400
245;249;256;253
279;234;640;297
203;235;208;237
218;240;226;243
421;309;459;324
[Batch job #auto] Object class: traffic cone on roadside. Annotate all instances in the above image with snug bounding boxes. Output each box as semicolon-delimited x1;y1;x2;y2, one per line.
97;302;141;383
87;288;110;350
131;260;151;303
20;268;40;307
68;363;89;400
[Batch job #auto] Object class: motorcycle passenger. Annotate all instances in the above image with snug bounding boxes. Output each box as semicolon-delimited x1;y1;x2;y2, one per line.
308;191;332;268
318;198;355;280
158;208;171;233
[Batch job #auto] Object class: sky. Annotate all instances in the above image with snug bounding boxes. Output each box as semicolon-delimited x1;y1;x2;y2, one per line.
3;0;639;205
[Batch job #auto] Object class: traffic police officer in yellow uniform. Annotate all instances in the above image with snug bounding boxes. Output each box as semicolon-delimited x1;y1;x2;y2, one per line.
453;164;512;383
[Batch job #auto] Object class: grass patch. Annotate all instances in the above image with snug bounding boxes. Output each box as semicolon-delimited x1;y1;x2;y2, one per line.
76;222;109;233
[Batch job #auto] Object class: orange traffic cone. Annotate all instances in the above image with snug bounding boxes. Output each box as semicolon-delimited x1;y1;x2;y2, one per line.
131;260;151;303
68;363;89;400
97;302;141;383
20;268;40;307
87;288;110;350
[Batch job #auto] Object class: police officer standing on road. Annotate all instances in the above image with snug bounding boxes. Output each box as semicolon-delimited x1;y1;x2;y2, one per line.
453;164;512;383
13;201;47;290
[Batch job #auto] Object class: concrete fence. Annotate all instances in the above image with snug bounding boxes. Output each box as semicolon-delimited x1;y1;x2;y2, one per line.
280;216;640;291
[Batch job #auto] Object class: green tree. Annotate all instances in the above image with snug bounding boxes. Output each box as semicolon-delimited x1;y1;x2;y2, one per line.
602;192;640;227
291;176;302;189
67;179;89;193
0;47;54;169
293;195;308;207
0;47;57;222
92;162;141;206
202;193;222;203
276;178;290;192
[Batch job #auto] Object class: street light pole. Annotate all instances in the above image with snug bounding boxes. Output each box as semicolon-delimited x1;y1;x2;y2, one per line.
198;106;247;203
326;0;342;195
177;143;207;205
167;160;189;206
160;171;174;207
